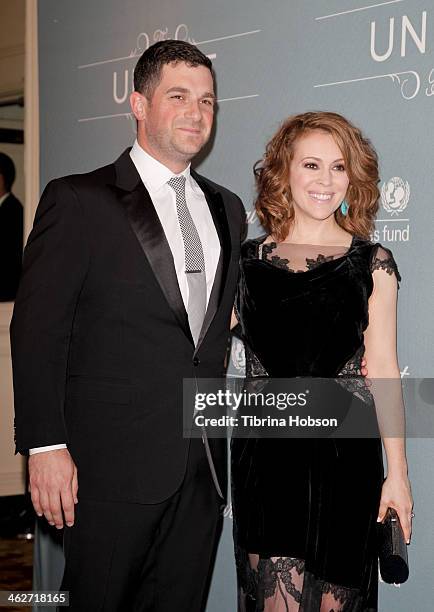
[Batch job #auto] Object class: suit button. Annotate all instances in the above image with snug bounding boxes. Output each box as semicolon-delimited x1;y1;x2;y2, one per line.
193;357;200;366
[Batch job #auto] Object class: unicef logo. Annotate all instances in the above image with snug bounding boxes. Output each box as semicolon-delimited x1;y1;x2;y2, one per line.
381;177;410;216
231;339;245;374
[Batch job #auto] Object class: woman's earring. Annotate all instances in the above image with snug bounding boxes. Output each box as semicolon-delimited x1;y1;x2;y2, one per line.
340;200;349;216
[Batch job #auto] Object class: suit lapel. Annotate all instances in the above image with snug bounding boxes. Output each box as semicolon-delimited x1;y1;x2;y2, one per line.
191;170;232;351
112;149;193;345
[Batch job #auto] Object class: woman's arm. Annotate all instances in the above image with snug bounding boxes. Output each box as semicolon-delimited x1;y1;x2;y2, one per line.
230;307;238;330
363;256;413;543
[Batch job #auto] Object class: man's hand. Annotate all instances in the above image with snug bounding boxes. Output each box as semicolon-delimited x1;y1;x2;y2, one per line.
29;448;78;529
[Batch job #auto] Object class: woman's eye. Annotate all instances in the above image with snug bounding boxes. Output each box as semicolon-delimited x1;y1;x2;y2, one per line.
171;95;184;100
334;165;346;172
304;163;318;169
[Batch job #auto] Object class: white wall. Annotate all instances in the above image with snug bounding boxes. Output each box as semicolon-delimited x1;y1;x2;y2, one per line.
0;0;26;496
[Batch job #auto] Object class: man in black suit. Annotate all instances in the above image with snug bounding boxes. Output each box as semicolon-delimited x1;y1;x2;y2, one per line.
0;152;23;301
11;40;245;611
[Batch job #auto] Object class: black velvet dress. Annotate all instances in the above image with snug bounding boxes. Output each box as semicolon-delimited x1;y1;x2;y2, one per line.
231;235;400;612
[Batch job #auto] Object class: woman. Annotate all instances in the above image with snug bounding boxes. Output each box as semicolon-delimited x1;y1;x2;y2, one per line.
231;112;413;611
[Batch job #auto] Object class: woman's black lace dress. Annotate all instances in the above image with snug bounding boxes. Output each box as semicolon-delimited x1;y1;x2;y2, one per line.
231;235;401;612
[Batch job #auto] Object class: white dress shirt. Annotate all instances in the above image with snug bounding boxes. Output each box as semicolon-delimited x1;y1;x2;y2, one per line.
130;140;220;307
30;141;221;455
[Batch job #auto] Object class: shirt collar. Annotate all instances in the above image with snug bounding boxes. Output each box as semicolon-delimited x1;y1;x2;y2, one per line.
130;140;192;192
0;192;10;207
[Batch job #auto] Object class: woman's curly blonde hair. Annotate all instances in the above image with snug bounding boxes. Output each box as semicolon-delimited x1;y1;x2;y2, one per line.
254;112;379;242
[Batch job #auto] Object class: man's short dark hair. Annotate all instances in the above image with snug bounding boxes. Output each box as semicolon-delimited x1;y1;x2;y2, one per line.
0;152;16;191
134;40;213;100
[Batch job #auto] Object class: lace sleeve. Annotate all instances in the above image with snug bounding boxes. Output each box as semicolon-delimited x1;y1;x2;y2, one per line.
370;245;401;286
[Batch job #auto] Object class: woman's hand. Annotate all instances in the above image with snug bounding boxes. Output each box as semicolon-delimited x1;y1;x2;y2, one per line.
378;473;413;543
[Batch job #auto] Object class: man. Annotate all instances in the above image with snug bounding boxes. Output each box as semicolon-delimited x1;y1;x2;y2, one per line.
11;40;246;611
0;152;23;301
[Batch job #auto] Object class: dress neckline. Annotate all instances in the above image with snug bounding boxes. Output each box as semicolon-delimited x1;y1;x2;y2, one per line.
255;234;359;276
261;233;356;250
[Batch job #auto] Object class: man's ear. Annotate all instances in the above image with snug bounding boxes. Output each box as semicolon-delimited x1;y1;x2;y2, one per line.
130;91;147;121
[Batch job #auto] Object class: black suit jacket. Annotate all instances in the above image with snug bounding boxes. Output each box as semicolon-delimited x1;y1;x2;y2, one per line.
0;193;23;301
10;149;246;504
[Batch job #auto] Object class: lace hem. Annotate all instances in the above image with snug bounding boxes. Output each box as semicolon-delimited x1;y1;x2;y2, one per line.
235;544;375;611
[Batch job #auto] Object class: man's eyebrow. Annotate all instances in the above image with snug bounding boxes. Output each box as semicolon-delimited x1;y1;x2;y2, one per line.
165;86;216;99
165;87;190;94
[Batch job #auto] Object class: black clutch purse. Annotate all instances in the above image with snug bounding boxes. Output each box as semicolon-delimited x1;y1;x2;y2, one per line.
377;507;409;584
